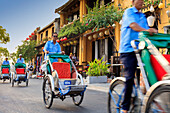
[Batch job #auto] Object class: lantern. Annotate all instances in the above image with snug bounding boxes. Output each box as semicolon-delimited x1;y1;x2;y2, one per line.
63;37;67;41
70;41;73;45
147;16;155;27
26;38;29;40
63;44;66;47
60;38;63;41
158;3;164;9
93;34;98;39
42;47;44;50
88;36;92;40
104;30;109;35
66;43;70;46
31;32;35;35
166;10;170;18
150;5;154;12
74;40;77;44
29;35;32;38
99;32;104;37
56;39;60;43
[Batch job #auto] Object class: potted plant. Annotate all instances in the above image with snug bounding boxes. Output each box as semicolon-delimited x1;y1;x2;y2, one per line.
85;57;110;84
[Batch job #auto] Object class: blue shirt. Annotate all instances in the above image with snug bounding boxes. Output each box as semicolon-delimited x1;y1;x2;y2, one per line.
119;7;149;53
2;60;10;65
16;58;25;63
43;40;61;62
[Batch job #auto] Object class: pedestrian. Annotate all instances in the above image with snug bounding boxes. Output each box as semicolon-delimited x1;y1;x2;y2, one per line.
28;63;34;78
72;53;77;63
119;0;157;113
69;53;73;60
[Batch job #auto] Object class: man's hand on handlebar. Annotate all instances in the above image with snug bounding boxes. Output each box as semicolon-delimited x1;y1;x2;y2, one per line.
146;28;158;35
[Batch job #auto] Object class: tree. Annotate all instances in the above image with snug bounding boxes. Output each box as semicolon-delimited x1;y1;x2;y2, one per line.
16;40;38;62
10;52;17;63
0;47;9;57
0;26;10;44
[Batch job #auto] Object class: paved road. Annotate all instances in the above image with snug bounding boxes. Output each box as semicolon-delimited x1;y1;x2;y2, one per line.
0;79;108;113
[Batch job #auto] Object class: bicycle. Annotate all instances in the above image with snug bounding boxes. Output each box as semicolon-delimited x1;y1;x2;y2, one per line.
108;31;170;113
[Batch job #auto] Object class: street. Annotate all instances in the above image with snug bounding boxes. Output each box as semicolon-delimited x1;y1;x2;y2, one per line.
0;79;108;113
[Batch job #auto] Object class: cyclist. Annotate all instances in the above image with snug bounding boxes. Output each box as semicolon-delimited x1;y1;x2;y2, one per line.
2;57;10;65
43;32;65;63
119;0;157;112
28;63;34;78
16;54;25;63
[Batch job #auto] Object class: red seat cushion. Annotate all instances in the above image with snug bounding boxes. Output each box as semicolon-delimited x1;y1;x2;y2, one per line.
2;68;9;74
150;55;170;81
52;62;71;79
16;68;25;74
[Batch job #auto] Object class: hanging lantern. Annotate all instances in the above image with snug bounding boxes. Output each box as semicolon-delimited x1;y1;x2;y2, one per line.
88;35;92;40
147;16;155;27
29;35;32;38
99;32;104;37
60;38;63;41
56;39;60;43
104;30;109;35
70;41;73;45
66;43;70;46
31;32;35;35
74;40;78;44
26;38;29;40
158;3;164;9
150;5;155;12
166;10;170;18
93;34;98;39
42;47;44;50
63;37;67;41
63;44;66;47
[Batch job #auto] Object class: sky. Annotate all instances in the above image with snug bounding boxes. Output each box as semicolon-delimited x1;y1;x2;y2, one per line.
0;0;68;53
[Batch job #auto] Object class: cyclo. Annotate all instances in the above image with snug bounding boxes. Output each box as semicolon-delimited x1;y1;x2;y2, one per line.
0;65;11;83
12;63;28;87
108;31;170;113
41;53;87;109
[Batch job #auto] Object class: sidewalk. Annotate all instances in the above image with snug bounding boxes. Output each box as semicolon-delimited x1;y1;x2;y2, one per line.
86;82;110;93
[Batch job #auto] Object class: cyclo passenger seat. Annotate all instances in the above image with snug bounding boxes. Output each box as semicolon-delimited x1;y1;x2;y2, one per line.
2;68;9;74
52;62;76;88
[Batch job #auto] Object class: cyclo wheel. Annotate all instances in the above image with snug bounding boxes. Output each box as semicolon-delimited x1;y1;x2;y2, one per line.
72;92;84;106
26;79;28;86
12;80;14;87
108;79;125;113
43;76;54;109
144;85;170;113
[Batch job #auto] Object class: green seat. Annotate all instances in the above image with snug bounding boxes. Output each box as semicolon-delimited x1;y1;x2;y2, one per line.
15;63;26;68
139;31;170;85
1;65;10;71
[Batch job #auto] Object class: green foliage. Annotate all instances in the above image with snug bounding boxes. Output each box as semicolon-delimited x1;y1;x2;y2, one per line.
86;57;110;76
16;40;38;62
0;47;9;57
143;0;160;6
84;0;124;32
58;0;124;38
0;26;10;44
10;52;17;63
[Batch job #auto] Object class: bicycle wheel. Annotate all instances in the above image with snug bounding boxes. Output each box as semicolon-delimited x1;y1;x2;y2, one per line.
43;76;54;109
108;79;125;113
72;93;84;106
144;85;170;113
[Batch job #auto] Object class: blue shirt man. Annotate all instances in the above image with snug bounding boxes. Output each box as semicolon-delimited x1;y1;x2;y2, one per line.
16;54;25;63
43;32;62;63
119;6;149;53
2;57;10;65
119;0;157;112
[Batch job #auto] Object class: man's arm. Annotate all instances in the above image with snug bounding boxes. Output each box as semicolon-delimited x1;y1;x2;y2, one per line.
130;22;157;34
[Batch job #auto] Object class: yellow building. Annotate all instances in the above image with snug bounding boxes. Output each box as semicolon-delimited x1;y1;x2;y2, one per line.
55;0;170;66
